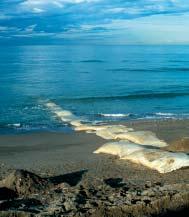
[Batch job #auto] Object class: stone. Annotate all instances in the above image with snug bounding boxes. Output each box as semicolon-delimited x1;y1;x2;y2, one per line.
0;170;52;196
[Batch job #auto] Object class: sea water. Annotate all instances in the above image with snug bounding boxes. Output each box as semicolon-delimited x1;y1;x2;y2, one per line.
1;45;189;134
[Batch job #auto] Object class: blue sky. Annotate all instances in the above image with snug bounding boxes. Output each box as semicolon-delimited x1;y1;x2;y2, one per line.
0;0;189;44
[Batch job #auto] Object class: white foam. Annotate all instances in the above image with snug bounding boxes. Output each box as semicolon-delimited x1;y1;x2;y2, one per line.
94;142;189;173
100;113;130;117
155;112;175;116
8;123;21;128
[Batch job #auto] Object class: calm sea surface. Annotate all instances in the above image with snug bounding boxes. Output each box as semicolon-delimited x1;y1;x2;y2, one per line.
1;45;189;134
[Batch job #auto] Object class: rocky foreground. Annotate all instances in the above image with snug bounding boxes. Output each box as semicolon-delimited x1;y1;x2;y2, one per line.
0;169;188;217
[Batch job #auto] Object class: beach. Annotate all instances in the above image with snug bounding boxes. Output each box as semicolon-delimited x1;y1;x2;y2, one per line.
1;1;189;215
0;119;189;216
1;44;189;216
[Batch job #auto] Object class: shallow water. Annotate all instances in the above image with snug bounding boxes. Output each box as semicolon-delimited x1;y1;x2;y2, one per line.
1;45;189;134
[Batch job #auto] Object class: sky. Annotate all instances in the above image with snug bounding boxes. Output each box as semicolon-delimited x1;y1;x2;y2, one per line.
0;0;189;45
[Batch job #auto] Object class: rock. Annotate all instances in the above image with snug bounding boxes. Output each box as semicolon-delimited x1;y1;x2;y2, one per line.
83;201;92;209
154;181;163;187
0;211;34;217
104;178;126;188
136;190;142;196
0;187;18;200
145;181;152;188
0;170;52;196
107;195;115;203
0;198;42;212
141;189;156;197
63;199;76;211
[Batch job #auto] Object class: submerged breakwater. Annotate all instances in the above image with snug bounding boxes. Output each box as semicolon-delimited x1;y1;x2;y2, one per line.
46;101;189;173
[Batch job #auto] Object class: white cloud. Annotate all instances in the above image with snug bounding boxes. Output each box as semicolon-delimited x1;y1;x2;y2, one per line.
20;0;98;9
32;7;45;13
20;0;64;9
19;0;100;14
106;7;126;13
13;31;56;38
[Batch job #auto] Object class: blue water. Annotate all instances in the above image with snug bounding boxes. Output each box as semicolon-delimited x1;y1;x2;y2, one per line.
1;45;189;134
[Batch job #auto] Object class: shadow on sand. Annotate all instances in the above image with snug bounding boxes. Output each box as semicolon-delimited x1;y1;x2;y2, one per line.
48;169;88;186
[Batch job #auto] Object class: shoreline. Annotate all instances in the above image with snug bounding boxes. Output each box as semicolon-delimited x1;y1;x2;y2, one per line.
0;118;189;181
0;119;189;216
1;116;189;136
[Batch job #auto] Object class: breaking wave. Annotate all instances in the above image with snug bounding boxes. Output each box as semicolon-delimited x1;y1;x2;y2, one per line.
99;113;131;117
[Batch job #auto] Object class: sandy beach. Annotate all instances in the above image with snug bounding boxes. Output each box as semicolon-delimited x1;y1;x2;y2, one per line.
0;119;189;216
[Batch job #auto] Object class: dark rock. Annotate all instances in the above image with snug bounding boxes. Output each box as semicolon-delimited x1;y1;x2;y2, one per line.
145;181;152;188
88;188;98;196
154;181;163;187
75;193;86;205
0;187;18;200
143;199;151;205
104;178;126;188
0;198;42;213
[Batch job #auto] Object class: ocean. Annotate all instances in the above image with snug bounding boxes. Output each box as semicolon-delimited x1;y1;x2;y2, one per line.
1;45;189;134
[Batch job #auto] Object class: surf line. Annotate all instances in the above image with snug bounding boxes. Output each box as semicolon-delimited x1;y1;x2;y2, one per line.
46;102;189;173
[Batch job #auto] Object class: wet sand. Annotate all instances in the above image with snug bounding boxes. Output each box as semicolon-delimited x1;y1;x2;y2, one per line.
0;119;189;216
